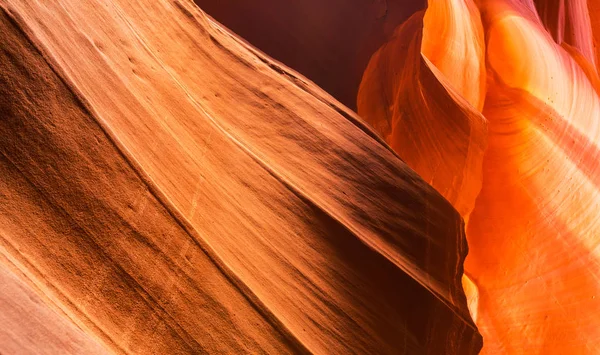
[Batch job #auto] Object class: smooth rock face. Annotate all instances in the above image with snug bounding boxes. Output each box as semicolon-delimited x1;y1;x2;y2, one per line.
359;0;600;353
0;265;106;355
193;0;426;109
0;0;481;354
471;1;600;352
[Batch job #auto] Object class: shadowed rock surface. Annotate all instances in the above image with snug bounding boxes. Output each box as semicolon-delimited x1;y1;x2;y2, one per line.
0;0;481;353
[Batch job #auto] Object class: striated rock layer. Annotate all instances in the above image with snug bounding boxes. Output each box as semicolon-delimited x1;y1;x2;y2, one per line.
0;0;481;353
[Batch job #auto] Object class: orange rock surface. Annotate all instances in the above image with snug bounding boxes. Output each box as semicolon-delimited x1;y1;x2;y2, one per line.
5;0;598;352
0;0;481;353
358;3;488;220
359;0;600;353
471;0;600;352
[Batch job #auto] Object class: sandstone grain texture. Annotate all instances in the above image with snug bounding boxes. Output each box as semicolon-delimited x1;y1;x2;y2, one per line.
0;0;481;353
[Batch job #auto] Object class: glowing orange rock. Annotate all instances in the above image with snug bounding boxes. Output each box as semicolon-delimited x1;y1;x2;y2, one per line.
422;0;486;111
360;0;600;353
357;2;487;219
468;0;600;352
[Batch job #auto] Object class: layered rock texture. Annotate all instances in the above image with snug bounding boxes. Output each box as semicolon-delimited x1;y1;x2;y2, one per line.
359;0;600;353
3;0;599;353
0;0;481;354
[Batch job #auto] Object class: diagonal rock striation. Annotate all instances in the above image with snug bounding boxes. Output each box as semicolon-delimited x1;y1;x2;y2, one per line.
0;0;481;353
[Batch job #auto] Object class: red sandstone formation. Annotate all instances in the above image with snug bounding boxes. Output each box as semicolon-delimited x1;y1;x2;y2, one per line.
359;0;600;353
0;0;481;353
471;1;600;352
358;1;488;220
3;0;599;353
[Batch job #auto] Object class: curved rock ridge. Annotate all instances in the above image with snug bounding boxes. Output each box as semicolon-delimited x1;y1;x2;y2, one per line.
358;2;488;220
193;0;427;110
359;0;600;353
0;0;481;354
